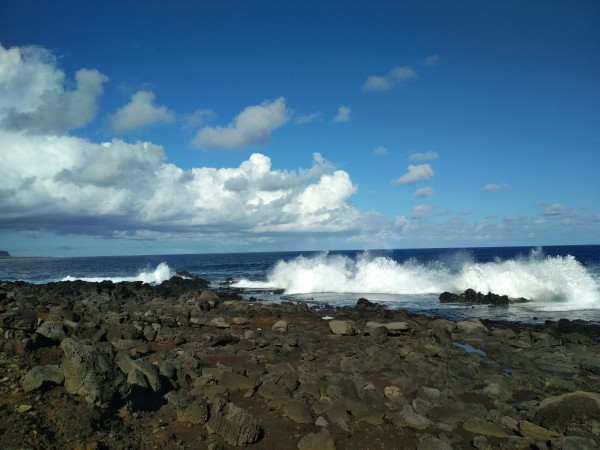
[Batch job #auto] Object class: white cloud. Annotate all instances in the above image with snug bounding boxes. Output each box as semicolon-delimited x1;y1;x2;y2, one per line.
411;204;433;219
373;146;388;156
191;97;291;149
109;90;175;133
182;108;217;130
0;127;365;236
543;203;566;216
333;106;351;123
362;65;417;92
414;186;434;197
408;151;438;161
422;54;439;67
482;183;509;191
0;43;107;134
295;112;321;124
394;164;434;185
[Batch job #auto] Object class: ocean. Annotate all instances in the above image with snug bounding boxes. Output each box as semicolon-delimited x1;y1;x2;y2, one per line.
1;245;599;324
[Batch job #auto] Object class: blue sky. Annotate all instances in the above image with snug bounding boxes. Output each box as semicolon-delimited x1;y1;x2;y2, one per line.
0;0;598;256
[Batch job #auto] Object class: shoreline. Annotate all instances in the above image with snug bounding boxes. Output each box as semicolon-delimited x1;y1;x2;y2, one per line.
2;278;600;449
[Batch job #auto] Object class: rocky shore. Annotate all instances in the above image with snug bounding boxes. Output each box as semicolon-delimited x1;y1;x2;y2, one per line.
1;276;600;449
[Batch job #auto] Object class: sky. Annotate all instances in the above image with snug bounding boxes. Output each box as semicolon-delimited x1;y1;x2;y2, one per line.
0;0;598;257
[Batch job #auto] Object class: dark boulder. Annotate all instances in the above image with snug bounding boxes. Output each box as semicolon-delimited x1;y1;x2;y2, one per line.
61;337;130;406
439;289;514;306
0;309;37;331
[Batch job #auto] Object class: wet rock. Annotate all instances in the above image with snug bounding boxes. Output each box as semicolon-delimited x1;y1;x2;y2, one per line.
439;288;511;306
22;364;64;392
206;400;261;446
60;337;129;406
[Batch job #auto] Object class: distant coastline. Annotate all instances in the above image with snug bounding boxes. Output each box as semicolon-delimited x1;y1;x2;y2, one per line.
0;250;11;258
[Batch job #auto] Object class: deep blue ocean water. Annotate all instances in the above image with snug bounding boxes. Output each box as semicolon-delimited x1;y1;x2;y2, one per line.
1;245;599;323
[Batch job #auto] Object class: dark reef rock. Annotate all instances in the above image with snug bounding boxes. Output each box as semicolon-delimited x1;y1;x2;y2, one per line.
439;288;528;306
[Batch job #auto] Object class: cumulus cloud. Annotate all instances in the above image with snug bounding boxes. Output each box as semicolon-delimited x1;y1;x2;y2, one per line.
414;186;434;197
408;151;438;161
0;43;107;134
362;65;417;92
109;90;175;133
333;106;351;123
191;97;291;150
411;204;433;219
482;183;509;191
394;164;434;185
0;125;364;236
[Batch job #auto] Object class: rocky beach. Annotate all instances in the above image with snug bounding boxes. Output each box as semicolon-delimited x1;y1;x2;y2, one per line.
1;275;600;450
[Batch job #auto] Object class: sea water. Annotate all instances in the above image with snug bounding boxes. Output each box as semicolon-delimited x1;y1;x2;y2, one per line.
1;245;599;323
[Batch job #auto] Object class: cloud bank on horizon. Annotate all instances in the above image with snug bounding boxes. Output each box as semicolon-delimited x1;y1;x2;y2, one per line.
0;0;598;256
0;43;391;253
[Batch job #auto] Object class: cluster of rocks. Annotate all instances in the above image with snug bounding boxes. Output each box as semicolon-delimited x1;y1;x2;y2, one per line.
1;278;600;449
439;289;529;306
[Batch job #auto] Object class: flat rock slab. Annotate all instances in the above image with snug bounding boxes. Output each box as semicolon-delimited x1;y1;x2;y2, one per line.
329;320;358;335
22;365;64;392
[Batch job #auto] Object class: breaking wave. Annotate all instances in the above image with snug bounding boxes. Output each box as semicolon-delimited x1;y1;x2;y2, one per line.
234;249;600;311
61;262;174;284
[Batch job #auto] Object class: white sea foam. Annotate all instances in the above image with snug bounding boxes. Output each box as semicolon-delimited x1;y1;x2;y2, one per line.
62;262;174;284
233;250;600;311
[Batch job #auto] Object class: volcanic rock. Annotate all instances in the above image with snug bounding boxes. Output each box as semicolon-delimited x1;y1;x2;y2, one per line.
60;337;129;406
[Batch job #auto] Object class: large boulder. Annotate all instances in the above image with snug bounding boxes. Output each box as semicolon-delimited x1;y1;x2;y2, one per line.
0;309;37;331
329;320;358;336
206;400;262;446
115;353;161;392
166;390;209;425
535;391;600;434
36;321;68;342
60;337;129;406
